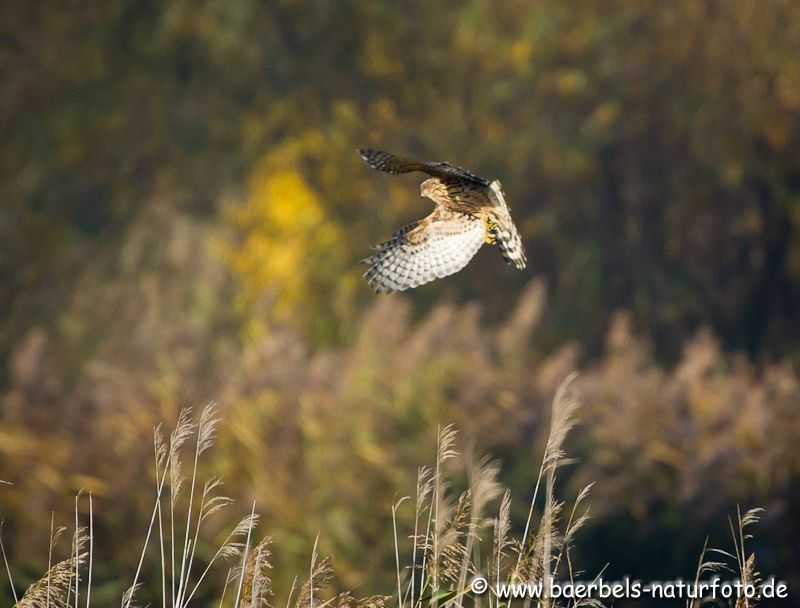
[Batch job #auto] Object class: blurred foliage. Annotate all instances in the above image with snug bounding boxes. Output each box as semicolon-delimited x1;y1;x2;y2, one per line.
4;0;800;363
219;138;355;342
2;0;800;604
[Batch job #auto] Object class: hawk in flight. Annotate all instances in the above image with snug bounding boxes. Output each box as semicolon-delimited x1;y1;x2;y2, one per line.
358;149;527;293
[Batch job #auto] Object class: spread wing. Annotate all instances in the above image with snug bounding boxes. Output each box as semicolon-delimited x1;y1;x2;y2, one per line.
358;148;489;187
362;209;485;293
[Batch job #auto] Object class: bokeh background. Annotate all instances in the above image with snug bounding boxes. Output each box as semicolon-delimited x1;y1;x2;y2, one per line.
2;0;800;605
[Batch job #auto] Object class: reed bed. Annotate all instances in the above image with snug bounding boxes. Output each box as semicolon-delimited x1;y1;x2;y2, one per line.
2;377;763;608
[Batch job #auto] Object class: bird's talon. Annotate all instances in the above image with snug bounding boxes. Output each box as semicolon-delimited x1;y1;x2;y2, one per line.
483;218;497;244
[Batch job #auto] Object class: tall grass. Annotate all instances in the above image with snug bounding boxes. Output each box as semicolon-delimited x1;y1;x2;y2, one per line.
3;378;765;608
2;401;386;608
389;374;596;608
686;507;764;608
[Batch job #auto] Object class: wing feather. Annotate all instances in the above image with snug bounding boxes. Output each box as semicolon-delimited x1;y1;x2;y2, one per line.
362;210;485;293
358;149;489;186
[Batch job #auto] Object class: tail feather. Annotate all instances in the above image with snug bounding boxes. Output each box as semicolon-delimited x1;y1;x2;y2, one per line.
487;180;527;269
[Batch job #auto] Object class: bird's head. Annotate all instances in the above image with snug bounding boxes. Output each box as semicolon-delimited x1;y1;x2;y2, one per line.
420;178;443;200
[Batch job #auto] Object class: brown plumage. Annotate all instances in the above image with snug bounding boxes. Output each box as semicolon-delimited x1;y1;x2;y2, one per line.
359;149;527;293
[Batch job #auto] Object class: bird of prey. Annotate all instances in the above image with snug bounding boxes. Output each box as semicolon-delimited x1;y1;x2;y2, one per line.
358;148;527;293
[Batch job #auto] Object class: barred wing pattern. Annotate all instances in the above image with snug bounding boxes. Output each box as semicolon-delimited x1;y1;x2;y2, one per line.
358;148;489;186
362;210;485;293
